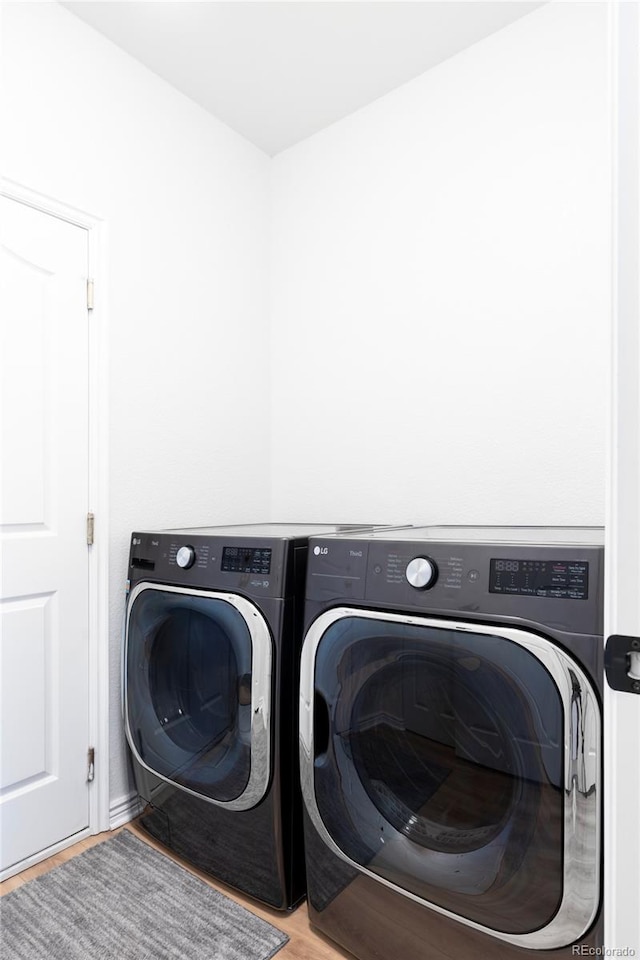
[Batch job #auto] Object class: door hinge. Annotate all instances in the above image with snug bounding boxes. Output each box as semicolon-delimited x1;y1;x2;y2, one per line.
87;747;95;783
86;512;95;546
87;279;95;311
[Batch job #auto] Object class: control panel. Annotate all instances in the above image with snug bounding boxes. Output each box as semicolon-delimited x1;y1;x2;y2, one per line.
304;535;603;637
221;546;272;575
489;558;589;600
128;532;284;598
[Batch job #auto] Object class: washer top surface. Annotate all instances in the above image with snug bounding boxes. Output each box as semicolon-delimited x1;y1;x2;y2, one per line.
149;522;386;541
312;524;604;546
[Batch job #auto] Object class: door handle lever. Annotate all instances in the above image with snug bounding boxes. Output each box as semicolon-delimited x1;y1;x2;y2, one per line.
605;634;640;694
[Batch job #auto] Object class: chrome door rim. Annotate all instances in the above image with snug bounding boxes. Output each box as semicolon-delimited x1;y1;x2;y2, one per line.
299;606;601;950
125;582;273;812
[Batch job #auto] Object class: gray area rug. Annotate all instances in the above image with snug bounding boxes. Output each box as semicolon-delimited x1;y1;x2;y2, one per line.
0;830;289;960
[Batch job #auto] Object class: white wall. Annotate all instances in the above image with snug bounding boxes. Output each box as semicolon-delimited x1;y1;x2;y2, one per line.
270;2;610;528
3;1;271;808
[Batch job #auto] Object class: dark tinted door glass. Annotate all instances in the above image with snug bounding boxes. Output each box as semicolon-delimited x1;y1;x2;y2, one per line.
313;617;565;934
126;589;253;802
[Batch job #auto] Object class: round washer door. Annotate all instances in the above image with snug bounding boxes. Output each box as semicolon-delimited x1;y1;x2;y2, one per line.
299;607;601;950
125;583;273;811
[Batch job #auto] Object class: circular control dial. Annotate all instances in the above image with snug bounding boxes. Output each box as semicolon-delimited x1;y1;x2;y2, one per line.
405;556;438;590
176;545;196;569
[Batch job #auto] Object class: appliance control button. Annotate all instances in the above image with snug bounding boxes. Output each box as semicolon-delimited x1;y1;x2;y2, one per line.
406;556;438;590
176;545;196;569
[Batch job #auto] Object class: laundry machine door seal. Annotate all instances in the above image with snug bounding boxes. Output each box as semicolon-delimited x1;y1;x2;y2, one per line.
125;582;273;812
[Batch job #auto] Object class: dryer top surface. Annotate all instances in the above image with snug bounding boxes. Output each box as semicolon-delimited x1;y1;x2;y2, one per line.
312;525;604;547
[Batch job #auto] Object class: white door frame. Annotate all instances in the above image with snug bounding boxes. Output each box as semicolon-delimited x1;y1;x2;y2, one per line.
1;178;110;845
606;3;640;953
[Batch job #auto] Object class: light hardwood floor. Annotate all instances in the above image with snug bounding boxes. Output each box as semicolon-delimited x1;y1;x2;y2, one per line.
1;822;354;960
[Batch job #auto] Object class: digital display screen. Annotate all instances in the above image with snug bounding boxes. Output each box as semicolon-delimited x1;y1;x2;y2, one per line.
221;546;271;575
489;558;589;600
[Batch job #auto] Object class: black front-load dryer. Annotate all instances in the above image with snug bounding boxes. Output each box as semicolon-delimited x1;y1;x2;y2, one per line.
124;522;380;910
299;525;603;957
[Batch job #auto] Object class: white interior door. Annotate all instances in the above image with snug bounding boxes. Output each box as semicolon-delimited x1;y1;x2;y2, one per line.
0;196;91;878
606;4;640;953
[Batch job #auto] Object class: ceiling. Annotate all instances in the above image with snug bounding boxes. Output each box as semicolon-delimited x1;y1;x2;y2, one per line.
61;1;544;156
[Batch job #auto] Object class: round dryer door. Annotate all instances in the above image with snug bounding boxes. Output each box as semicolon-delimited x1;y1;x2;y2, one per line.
125;583;273;811
299;608;601;950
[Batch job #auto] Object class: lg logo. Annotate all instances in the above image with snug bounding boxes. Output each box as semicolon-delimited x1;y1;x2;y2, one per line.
313;545;328;556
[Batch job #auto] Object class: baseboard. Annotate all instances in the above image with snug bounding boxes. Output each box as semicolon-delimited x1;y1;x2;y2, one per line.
109;791;143;830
